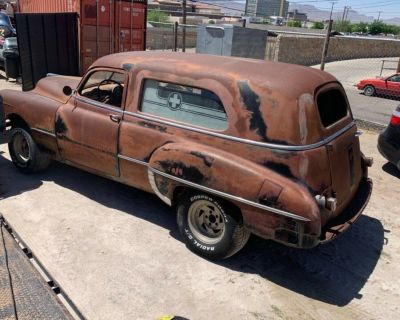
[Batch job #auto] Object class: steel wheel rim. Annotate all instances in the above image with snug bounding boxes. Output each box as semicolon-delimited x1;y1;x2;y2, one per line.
365;87;374;95
188;199;226;244
12;132;30;163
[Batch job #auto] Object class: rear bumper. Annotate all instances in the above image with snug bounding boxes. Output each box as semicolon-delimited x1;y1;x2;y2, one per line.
320;178;373;244
273;178;372;248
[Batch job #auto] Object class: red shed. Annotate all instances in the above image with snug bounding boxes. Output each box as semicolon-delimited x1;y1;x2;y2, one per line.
17;0;147;72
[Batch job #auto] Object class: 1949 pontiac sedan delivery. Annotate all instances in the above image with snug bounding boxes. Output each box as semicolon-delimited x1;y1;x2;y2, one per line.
0;52;373;259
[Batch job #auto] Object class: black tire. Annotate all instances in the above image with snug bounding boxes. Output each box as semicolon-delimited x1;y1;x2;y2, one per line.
177;192;250;259
8;127;51;173
363;85;375;96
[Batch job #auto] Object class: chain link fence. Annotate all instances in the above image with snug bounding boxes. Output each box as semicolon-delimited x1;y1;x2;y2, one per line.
147;21;197;52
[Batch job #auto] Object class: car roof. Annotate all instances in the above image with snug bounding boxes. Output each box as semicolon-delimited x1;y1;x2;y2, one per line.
92;52;337;100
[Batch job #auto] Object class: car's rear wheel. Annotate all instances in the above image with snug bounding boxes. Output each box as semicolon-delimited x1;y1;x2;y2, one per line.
8;127;51;173
177;192;250;259
363;85;375;96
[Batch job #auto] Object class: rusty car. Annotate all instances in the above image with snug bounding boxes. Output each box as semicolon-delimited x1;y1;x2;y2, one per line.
0;52;373;259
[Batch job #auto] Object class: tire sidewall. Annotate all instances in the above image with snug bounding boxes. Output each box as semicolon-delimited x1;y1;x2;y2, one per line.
8;127;36;172
177;193;238;259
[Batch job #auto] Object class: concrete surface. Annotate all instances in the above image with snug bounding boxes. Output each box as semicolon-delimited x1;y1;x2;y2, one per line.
0;127;399;319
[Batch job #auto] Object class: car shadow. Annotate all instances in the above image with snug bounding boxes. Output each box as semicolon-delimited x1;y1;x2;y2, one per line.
0;153;385;307
0;155;180;238
359;92;400;102
382;162;400;178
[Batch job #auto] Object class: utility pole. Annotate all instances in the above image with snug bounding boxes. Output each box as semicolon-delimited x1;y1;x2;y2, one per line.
341;6;347;24
328;1;337;21
182;0;187;52
377;11;382;21
344;6;351;21
245;0;249;16
321;19;333;71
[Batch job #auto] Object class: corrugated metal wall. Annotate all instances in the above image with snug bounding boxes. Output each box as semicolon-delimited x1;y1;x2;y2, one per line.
16;13;80;91
18;0;78;13
17;0;147;74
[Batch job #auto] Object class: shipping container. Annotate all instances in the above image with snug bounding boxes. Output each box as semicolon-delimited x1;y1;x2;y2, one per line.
17;0;147;73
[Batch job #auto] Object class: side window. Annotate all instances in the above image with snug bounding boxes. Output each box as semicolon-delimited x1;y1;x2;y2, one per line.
388;75;400;82
140;79;228;131
79;70;125;108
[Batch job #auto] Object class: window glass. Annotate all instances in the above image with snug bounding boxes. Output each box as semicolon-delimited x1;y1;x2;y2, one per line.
317;89;349;127
388;75;400;82
140;79;228;131
79;70;125;108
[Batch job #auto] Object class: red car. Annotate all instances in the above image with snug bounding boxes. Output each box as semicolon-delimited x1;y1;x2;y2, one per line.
357;74;400;97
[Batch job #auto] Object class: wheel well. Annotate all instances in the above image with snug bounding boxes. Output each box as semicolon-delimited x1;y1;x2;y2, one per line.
7;114;30;131
172;186;244;223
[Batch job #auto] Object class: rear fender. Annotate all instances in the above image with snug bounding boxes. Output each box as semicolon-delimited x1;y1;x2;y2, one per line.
148;142;320;226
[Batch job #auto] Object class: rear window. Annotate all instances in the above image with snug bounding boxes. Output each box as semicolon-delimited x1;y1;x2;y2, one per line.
317;89;349;127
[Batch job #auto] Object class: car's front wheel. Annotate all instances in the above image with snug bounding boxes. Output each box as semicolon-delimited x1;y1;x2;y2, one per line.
8;127;51;173
177;192;250;259
363;85;375;96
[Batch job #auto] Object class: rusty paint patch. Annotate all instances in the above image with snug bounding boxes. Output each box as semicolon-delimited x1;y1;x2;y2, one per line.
157;160;205;183
138;121;167;133
122;63;134;71
298;93;313;144
190;151;214;167
263;161;297;180
55;116;67;136
237;80;268;141
272;150;297;159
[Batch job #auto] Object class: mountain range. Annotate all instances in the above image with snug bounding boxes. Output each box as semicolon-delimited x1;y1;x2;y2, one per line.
201;0;400;25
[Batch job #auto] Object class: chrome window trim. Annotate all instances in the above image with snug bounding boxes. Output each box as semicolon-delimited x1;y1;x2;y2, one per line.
124;111;355;152
118;154;310;222
32;128;56;138
75;95;123;114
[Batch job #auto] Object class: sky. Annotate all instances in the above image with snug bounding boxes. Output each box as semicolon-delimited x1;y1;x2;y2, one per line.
235;0;400;20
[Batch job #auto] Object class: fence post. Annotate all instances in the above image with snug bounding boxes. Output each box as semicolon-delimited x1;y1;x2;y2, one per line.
182;0;187;52
320;20;333;71
174;22;178;52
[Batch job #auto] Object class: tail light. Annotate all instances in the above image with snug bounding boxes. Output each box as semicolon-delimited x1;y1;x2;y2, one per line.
390;110;400;126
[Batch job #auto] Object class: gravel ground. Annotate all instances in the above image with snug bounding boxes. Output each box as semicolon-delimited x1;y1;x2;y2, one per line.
0;123;399;319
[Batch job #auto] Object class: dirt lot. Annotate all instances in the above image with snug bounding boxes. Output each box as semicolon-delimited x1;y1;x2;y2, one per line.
0;121;399;319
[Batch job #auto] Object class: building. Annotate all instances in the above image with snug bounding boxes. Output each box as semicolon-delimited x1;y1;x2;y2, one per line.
287;9;307;22
245;0;289;18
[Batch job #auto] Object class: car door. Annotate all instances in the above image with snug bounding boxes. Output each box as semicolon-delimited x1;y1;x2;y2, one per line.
56;68;127;177
386;75;400;96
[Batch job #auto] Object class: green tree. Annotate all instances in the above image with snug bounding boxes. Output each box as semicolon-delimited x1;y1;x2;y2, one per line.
369;20;385;35
311;21;324;29
333;20;352;33
351;22;368;34
287;20;302;28
147;9;169;24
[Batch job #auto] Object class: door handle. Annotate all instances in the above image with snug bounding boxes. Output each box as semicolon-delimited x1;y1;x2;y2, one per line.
109;114;121;123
